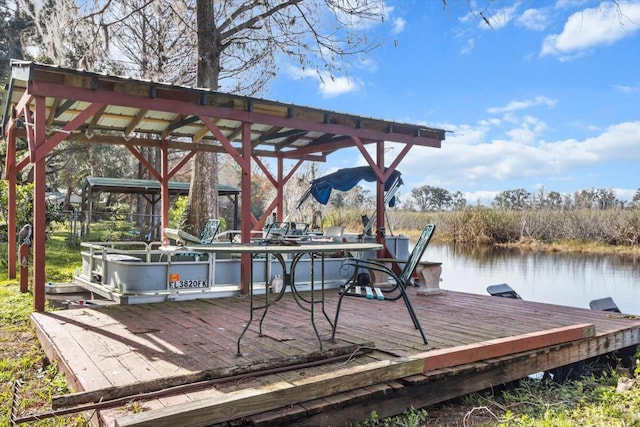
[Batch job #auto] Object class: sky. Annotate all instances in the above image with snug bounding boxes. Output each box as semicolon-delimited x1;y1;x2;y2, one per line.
268;0;640;205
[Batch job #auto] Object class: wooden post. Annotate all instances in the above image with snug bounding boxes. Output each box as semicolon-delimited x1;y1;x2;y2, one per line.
32;96;47;312
240;122;253;294
376;141;386;257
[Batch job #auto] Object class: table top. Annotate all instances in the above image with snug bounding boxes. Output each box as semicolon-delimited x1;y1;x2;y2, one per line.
183;241;382;254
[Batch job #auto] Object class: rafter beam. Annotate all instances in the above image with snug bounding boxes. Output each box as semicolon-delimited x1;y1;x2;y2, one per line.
125;109;148;137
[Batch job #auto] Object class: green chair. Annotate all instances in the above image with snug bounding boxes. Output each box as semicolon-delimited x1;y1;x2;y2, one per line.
163;219;220;246
263;221;309;238
331;224;436;345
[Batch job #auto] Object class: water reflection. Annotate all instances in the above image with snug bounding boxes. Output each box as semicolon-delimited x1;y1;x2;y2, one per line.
423;244;640;315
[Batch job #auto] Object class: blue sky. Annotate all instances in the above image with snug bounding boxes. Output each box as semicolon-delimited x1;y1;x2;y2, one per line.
269;0;640;205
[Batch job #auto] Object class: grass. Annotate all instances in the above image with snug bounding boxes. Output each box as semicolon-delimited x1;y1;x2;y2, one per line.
0;280;89;426
0;227;89;426
0;225;639;426
419;368;640;427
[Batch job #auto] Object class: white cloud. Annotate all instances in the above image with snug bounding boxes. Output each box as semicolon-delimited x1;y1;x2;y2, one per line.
283;64;361;97
505;116;548;144
381;113;640;203
487;96;557;114
392;17;405;34
319;74;361;97
462;190;501;205
541;1;640;58
614;83;640;93
578;120;640;160
517;8;549;30
460;38;475;54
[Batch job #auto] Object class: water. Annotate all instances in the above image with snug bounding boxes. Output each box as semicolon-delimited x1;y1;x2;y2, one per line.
423;244;640;315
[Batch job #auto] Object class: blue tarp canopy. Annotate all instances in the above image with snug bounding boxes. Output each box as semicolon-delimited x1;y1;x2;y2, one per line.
309;166;402;206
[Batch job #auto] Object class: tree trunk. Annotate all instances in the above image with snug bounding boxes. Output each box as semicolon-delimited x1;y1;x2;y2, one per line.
188;0;221;233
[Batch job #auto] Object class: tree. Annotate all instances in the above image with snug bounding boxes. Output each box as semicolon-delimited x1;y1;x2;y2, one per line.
492;188;532;210
632;189;640;208
572;188;619;210
109;0;195;83
411;187;429;212
0;1;30;82
17;0;116;71
573;189;594;209
593;188;619;210
546;191;563;210
411;185;452;211
451;191;467;210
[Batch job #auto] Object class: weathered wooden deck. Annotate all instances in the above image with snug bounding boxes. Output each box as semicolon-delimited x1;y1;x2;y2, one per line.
31;287;640;426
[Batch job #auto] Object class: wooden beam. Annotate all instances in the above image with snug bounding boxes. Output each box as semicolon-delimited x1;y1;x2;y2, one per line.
276;328;639;426
29;80;445;147
33;102;107;163
115;323;595;427
86;105;108;137
125;109;148;136
418;323;596;372
125;145;161;181
115;358;425;427
14;128;327;162
53;343;373;409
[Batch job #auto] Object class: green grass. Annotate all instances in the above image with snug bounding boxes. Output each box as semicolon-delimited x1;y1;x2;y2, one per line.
460;371;640;427
43;232;83;282
0;280;88;426
0;227;87;426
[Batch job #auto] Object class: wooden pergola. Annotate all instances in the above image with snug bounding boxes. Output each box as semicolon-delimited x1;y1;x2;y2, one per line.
1;60;446;311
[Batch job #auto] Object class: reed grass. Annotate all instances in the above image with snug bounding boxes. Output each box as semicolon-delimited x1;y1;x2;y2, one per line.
334;207;640;251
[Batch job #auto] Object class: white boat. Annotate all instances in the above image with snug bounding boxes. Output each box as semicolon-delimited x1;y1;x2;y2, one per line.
70;167;411;304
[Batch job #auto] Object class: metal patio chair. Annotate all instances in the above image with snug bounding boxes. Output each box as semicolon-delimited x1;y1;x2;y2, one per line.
331;224;436;345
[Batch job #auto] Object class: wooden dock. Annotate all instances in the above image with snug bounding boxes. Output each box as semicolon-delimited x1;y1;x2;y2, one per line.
30;288;640;426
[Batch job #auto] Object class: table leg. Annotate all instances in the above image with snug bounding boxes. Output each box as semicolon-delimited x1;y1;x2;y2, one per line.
237;252;285;356
258;254;287;334
237;249;334;354
236;254;256;356
310;253;322;350
320;253;333;327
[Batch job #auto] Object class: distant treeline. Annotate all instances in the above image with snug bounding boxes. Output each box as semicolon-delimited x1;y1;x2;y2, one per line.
333;207;640;248
404;186;640;211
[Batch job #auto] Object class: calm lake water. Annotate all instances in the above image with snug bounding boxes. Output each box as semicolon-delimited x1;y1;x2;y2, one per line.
423;244;640;315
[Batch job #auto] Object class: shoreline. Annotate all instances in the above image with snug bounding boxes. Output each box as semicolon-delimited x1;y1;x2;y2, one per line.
394;228;640;257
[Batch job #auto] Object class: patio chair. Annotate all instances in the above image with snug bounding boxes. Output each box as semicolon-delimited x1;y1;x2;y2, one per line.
311;225;345;242
263;221;290;239
263;221;310;239
331;223;436;345
163;219;221;246
324;225;344;238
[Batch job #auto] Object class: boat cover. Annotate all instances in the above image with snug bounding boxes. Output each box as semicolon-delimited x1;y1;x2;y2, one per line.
309;166;402;206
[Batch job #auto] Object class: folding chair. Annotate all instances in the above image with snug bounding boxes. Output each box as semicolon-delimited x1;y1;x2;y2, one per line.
331;224;436;345
163;219;221;246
